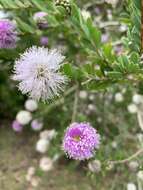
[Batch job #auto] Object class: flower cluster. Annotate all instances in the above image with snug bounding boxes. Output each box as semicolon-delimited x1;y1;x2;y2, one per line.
11;99;43;132
36;129;57;153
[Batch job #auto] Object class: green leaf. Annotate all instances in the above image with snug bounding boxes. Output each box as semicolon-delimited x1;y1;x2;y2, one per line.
62;63;73;77
102;43;116;62
106;71;123;79
129;52;140;64
86;18;101;48
0;0;18;8
15;17;35;33
85;80;112;90
30;0;48;11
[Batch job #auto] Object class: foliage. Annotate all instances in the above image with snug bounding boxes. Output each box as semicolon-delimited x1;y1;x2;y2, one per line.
0;0;142;189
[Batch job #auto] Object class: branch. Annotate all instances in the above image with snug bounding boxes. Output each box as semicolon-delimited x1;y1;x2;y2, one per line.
108;148;143;165
71;84;79;123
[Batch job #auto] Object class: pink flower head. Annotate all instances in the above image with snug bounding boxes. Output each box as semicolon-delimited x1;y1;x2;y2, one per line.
31;119;43;131
62;122;100;160
12;120;23;132
0;20;18;49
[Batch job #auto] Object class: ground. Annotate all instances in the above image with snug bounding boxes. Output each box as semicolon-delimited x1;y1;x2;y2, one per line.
0;126;96;190
0;125;133;190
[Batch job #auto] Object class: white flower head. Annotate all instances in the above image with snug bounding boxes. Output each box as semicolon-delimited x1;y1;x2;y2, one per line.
89;94;95;101
111;141;118;149
119;24;127;32
36;139;49;153
39;157;53;171
25;99;38;112
0;11;9;19
127;183;136;190
128;161;139;172
16;110;32;125
79;90;88;100
115;92;123;102
127;104;137;114
13;46;67;101
132;94;143;105
88;160;101;173
88;104;96;112
137;171;143;181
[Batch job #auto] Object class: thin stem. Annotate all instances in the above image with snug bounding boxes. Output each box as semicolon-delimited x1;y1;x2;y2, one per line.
109;148;143;165
71;85;79;123
37;85;78;117
81;78;93;85
99;21;120;29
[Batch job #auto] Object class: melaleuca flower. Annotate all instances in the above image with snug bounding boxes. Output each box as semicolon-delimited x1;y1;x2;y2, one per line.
62;122;100;160
0;20;18;49
13;46;67;101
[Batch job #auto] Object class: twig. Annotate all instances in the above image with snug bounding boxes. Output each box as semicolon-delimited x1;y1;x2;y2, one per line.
99;21;120;29
71;85;79;123
109;148;143;165
81;78;93;86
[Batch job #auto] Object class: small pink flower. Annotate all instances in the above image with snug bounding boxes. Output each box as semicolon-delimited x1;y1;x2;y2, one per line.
12;120;23;132
31;119;43;131
40;36;48;46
